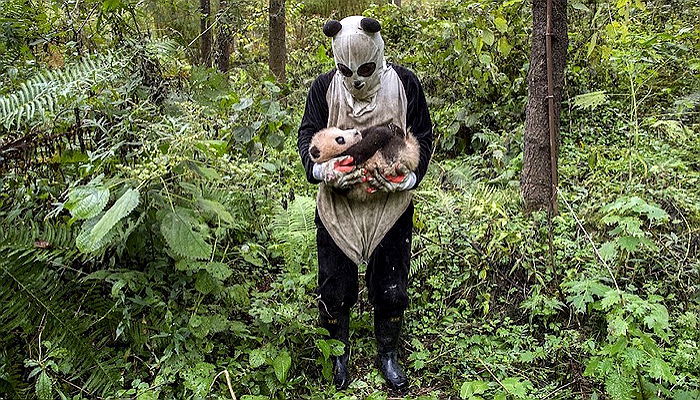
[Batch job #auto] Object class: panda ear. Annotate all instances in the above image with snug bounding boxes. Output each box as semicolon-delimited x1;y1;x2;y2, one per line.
323;20;342;37
360;17;381;33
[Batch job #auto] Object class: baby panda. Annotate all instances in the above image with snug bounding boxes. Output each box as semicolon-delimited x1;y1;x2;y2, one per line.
309;124;420;201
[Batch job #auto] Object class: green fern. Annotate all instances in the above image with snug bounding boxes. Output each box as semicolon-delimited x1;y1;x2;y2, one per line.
270;196;316;267
0;53;120;129
0;217;123;396
444;164;477;188
271;196;315;244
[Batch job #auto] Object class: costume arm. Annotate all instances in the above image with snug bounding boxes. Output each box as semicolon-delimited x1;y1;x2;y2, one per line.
394;65;433;189
297;71;335;184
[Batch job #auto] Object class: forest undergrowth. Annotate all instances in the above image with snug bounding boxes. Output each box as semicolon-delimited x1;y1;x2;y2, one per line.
0;0;699;399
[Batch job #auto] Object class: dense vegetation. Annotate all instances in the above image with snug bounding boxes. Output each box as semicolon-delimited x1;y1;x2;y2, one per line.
1;0;698;399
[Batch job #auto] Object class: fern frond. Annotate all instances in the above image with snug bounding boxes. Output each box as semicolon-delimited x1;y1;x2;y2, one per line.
271;196;316;244
674;90;700;109
444;164;477;188
0;52;121;130
270;196;316;267
0;225;122;396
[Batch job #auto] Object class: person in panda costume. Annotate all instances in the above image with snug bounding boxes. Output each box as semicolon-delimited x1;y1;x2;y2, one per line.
297;16;432;391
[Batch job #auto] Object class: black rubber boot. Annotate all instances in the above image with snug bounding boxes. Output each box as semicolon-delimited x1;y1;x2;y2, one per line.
375;313;409;391
320;311;351;390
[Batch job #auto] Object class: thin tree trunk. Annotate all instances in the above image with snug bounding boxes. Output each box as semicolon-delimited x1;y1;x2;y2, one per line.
200;0;212;66
521;0;567;213
268;0;286;82
216;0;232;72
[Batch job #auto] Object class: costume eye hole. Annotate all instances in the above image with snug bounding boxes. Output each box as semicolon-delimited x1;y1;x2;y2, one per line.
335;136;346;145
357;62;376;77
337;64;353;77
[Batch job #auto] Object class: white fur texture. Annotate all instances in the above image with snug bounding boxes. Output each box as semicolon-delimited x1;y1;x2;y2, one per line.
310;126;420;201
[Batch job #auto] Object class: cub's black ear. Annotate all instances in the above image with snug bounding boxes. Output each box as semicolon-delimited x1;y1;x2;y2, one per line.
360;17;381;33
387;123;405;137
323;20;342;37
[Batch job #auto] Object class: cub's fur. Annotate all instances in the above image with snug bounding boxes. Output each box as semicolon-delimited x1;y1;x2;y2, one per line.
309;124;420;201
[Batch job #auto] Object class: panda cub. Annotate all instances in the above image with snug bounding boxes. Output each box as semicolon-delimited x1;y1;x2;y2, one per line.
309;124;420;201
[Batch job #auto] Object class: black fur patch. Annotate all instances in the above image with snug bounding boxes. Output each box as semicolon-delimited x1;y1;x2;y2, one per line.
340;125;404;165
323;20;342;37
360;17;381;33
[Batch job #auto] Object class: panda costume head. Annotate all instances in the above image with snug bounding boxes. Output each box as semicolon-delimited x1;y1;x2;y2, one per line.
324;16;386;114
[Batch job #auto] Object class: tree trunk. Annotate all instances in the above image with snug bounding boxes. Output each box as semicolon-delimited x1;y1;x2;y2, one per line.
521;0;567;213
216;0;232;72
393;0;401;6
199;0;212;66
268;0;286;82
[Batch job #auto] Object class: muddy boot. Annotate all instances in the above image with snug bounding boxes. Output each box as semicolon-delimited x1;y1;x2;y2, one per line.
320;311;351;390
375;313;409;391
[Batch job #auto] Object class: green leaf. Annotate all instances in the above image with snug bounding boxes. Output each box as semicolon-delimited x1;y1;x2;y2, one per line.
205;262;232;281
35;371;52;400
189;163;222;181
563;278;611;313
65;186;110;220
234;126;255;143
479;53;492;65
175;259;198;271
233;97;253;111
502;377;529;398
160;209;212;260
497;37;512;56
608;315;629;336
328;339;345;356
197;198;235;225
272;349;291;383
76;215;118;253
102;0;123;11
643;304;670;332
316;339;331;360
76;188;139;253
587;32;598;58
194;270;218;294
481;29;495;46
571;1;591;12
493;17;508;33
573;91;607;110
600;289;622;309
599;241;618;261
365;392;388;400
249;349;266;368
617;236;642;252
605;371;633;400
460;380;489;399
634;202;669;222
181;362;215;398
194;139;228;156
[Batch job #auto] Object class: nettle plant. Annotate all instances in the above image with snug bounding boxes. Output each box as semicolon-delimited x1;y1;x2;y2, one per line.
597;196;669;262
564;275;676;399
563;196;680;398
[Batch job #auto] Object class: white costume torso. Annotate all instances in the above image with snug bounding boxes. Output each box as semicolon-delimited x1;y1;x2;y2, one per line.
316;66;412;265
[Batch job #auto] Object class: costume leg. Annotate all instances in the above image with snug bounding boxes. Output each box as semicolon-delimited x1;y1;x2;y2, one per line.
367;203;413;391
316;211;357;390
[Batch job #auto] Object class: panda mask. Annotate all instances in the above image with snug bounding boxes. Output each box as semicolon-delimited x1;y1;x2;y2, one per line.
324;16;387;103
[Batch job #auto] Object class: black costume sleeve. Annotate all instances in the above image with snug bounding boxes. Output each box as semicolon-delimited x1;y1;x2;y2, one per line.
392;64;433;189
297;70;336;184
